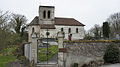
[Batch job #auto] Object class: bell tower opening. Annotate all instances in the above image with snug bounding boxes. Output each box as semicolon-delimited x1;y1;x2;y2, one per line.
39;6;55;25
43;10;46;19
48;10;51;19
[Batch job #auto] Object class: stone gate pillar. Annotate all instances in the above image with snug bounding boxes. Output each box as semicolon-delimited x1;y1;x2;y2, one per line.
31;33;38;63
58;32;66;67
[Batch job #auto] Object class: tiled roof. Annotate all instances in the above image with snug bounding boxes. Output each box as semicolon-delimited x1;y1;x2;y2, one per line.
29;16;39;26
55;17;85;26
41;25;56;29
28;16;85;26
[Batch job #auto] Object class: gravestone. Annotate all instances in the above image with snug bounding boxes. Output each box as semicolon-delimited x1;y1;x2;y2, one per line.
116;34;120;40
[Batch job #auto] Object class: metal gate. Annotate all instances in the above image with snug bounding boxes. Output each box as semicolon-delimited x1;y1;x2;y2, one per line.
37;34;58;64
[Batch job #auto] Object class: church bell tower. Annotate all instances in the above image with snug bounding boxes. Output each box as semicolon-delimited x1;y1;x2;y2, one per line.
39;6;55;25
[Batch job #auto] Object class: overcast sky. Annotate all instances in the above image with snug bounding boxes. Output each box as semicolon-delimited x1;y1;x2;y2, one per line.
0;0;120;30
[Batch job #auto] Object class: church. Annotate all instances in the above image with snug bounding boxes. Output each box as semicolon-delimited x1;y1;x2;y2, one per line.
28;6;85;42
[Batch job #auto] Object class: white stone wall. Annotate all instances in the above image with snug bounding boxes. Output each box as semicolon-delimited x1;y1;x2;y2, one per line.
28;25;40;42
40;29;57;38
24;43;32;62
55;25;85;40
28;25;85;41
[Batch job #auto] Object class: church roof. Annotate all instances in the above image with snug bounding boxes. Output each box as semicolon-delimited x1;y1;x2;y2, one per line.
28;16;85;26
29;16;39;26
55;17;85;26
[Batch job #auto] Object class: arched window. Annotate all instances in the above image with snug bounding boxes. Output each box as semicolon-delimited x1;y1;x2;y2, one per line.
68;28;71;33
48;10;51;19
32;27;34;33
61;28;64;32
43;10;46;19
76;28;78;33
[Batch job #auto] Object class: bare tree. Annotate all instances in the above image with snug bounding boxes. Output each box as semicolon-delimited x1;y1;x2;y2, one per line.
88;24;102;39
0;10;13;50
10;14;27;35
0;10;27;50
0;10;11;31
107;12;120;37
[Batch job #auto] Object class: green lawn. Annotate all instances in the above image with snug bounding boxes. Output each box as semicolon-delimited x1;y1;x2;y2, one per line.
0;55;17;67
0;45;18;67
38;45;58;61
0;45;18;56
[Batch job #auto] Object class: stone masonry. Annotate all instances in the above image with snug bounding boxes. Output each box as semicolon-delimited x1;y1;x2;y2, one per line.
64;42;120;67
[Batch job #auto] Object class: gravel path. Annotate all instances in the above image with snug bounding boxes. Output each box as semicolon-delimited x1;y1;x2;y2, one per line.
100;64;120;67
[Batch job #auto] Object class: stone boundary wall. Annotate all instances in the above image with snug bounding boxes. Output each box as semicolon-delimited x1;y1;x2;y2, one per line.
64;42;120;67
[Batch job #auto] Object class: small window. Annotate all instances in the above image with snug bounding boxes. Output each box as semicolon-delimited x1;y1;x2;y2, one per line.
68;28;71;33
48;10;51;19
76;28;78;33
32;27;34;33
61;28;64;32
43;10;46;19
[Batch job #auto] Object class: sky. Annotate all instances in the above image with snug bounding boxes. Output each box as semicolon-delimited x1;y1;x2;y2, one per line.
0;0;120;30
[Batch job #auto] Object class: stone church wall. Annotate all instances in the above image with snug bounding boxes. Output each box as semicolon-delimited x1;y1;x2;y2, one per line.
55;25;85;40
28;26;40;42
28;25;85;42
64;42;120;67
40;29;57;38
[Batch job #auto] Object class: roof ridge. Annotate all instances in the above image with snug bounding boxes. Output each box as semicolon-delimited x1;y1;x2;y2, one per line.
35;16;39;17
55;17;74;19
39;5;55;8
35;16;74;19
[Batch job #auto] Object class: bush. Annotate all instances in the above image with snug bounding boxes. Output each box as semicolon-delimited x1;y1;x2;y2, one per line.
18;56;26;60
73;63;78;67
103;44;120;63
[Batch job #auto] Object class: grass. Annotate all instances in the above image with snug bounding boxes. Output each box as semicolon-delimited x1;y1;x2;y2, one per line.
0;45;18;67
38;45;58;61
0;45;18;56
0;55;17;67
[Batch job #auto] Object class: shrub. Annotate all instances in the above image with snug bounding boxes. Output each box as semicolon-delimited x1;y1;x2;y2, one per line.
103;44;120;63
73;63;78;67
18;56;26;60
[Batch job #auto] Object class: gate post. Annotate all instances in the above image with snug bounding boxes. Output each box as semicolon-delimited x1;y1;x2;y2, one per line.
31;33;38;63
58;32;66;67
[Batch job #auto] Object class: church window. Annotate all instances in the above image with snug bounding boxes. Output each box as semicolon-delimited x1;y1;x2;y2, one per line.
43;10;46;19
61;28;64;32
48;10;51;19
76;28;78;33
32;27;34;33
68;28;71;33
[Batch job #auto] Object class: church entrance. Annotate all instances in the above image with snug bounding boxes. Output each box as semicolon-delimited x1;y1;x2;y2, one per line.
25;32;65;67
37;31;58;64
